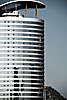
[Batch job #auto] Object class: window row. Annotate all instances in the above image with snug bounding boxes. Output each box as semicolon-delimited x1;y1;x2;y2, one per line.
0;61;44;65
0;72;44;75
0;98;43;100
0;33;44;37
0;21;44;25
0;42;44;45
0;59;43;62
0;38;44;41
0;50;44;53
0;46;44;49
0;29;44;33
0;67;44;70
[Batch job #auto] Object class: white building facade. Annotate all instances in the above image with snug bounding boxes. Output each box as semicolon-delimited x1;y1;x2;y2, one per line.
0;0;45;100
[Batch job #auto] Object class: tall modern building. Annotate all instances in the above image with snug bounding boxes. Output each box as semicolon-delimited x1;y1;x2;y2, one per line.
0;0;45;100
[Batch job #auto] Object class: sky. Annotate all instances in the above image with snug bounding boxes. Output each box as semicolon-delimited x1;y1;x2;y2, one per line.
0;0;67;98
41;0;67;98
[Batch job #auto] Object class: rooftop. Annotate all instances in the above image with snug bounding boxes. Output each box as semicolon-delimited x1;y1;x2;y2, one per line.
0;0;45;17
0;0;45;14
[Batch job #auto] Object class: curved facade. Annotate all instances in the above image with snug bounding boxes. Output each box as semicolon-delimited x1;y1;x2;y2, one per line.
0;17;44;100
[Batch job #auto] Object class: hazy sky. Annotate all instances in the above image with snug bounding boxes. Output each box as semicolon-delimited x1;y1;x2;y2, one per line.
41;0;67;98
0;0;67;98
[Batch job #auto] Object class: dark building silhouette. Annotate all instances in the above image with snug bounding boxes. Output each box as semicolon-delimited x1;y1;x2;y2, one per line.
43;86;67;100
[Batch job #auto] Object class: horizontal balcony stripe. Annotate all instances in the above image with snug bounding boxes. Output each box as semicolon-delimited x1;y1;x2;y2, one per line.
0;82;43;84
0;60;43;63
0;27;43;31
0;52;42;55
0;77;43;81
0;82;44;84
0;23;44;27
0;61;43;63
0;83;43;85
0;49;44;51
0;45;44;48
0;77;44;79
0;87;43;89
0;17;44;21
0;31;44;35
0;44;43;47
0;36;43;39
0;79;43;81
0;48;43;52
0;26;44;30
0;18;43;22
0;61;43;64
0;40;43;42
0;74;43;76
0;85;43;89
0;73;43;75
0;69;44;71
0;56;44;59
0;54;43;57
0;35;43;38
0;85;43;87
0;60;43;62
0;96;42;98
0;68;43;71
0;57;43;60
0;76;44;78
0;65;43;68
0;40;43;43
0;91;42;93
0;69;43;72
0;57;43;59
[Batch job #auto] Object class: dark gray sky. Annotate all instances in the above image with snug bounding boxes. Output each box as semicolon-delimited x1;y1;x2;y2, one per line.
0;0;67;98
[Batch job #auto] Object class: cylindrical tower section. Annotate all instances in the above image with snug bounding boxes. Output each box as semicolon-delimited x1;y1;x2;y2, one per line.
0;17;44;100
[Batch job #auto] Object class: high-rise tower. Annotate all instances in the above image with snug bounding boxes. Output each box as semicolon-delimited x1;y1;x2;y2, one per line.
0;0;45;100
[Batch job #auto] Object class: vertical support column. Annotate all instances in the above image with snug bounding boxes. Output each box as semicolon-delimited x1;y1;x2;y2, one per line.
5;6;7;13
15;3;17;11
44;84;46;100
26;4;27;16
36;4;37;17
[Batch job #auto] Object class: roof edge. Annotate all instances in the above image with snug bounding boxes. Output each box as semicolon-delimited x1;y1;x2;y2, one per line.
0;0;45;8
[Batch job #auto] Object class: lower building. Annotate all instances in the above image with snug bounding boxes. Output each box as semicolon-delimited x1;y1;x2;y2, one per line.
43;86;67;100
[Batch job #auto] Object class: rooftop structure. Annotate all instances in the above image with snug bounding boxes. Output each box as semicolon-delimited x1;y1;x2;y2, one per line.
0;0;45;17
